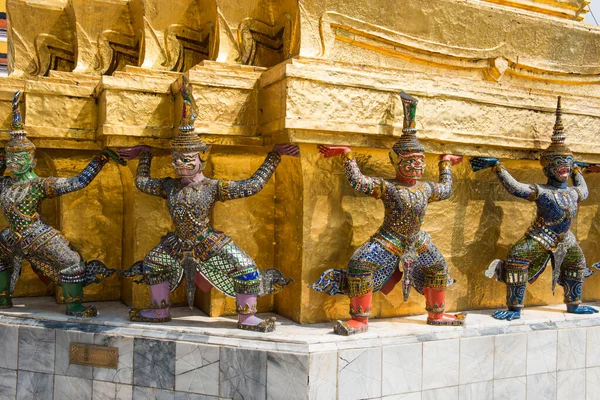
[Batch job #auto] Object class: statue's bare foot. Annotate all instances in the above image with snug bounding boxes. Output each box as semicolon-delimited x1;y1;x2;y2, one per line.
237;315;276;333
567;304;599;314
333;318;368;336
427;312;466;326
129;307;171;323
492;309;521;321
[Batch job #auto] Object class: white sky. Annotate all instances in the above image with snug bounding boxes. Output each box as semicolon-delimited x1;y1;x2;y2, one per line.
585;0;599;25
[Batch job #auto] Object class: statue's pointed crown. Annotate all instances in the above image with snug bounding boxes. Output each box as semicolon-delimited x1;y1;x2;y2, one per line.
171;76;211;161
6;90;35;153
391;91;424;155
542;96;571;157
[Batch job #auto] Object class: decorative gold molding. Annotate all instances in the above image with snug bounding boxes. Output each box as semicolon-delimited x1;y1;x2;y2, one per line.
318;11;600;84
238;14;292;67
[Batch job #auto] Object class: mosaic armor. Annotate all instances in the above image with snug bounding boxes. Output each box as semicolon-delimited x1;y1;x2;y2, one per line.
133;149;288;298
313;92;466;335
123;76;293;332
313;157;458;303
0;90;117;316
484;164;591;310
475;96;597;319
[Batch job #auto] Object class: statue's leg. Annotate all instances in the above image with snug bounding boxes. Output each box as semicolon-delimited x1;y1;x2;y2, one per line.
216;242;276;333
562;244;597;314
493;238;548;320
419;242;466;326
333;270;373;335
35;234;97;317
129;243;178;323
0;261;12;308
0;238;13;308
333;241;388;336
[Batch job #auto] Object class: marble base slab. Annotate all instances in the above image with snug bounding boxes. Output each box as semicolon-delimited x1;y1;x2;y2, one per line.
1;298;600;399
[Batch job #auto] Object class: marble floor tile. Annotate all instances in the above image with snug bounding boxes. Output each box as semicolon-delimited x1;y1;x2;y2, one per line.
133;338;175;390
586;367;600;400
587;327;600;368
382;343;422;396
116;384;133;400
54;375;92;400
383;393;422;400
17;326;55;373
338;347;382;400
459;381;493;400
0;367;16;400
56;329;95;379
557;369;585;400
132;386;174;400
174;393;219;400
266;352;308;400
558;328;586;371
459;336;494;384
92;381;116;400
422;386;458;400
308;351;336;400
0;326;17;370
422;339;459;390
92;380;133;400
175;342;219;396
494;333;527;379
219;347;267;400
527;330;557;375
493;376;526;400
527;372;557;400
93;335;134;384
16;371;53;400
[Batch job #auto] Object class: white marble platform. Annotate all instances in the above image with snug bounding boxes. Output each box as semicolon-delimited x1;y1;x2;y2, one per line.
1;298;600;399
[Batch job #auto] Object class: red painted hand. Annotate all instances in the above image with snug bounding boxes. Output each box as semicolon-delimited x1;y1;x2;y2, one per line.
117;145;152;160
318;145;352;158
441;154;463;165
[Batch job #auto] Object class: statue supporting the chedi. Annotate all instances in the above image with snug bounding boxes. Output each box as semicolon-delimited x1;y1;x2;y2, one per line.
119;77;297;333
312;92;466;335
472;97;600;321
0;91;121;316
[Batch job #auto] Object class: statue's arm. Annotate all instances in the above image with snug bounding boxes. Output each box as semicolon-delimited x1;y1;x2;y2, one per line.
217;151;281;201
0;150;6;177
43;151;111;198
135;151;170;198
342;152;387;199
493;163;537;200
572;165;589;201
428;160;453;202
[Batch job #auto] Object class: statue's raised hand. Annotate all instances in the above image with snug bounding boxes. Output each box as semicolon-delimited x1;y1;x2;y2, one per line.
272;144;300;157
441;155;463;166
117;145;152;161
575;161;600;173
470;157;499;172
102;148;127;166
318;145;351;158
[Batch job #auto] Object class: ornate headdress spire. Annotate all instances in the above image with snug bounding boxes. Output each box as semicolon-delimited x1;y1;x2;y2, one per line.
171;76;211;161
391;91;425;156
541;96;572;158
6;90;35;154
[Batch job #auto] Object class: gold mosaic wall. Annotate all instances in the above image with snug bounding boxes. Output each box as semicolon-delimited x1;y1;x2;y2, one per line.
2;0;600;323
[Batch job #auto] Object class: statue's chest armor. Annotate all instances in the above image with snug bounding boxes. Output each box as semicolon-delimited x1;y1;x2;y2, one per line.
1;182;42;231
537;189;578;228
168;183;214;228
386;184;429;225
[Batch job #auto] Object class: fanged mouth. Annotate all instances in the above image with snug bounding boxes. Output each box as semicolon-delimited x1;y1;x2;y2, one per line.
556;166;570;176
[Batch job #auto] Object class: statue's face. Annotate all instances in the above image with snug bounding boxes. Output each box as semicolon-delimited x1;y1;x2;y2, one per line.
172;151;204;178
394;152;426;180
542;154;573;182
6;151;33;175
